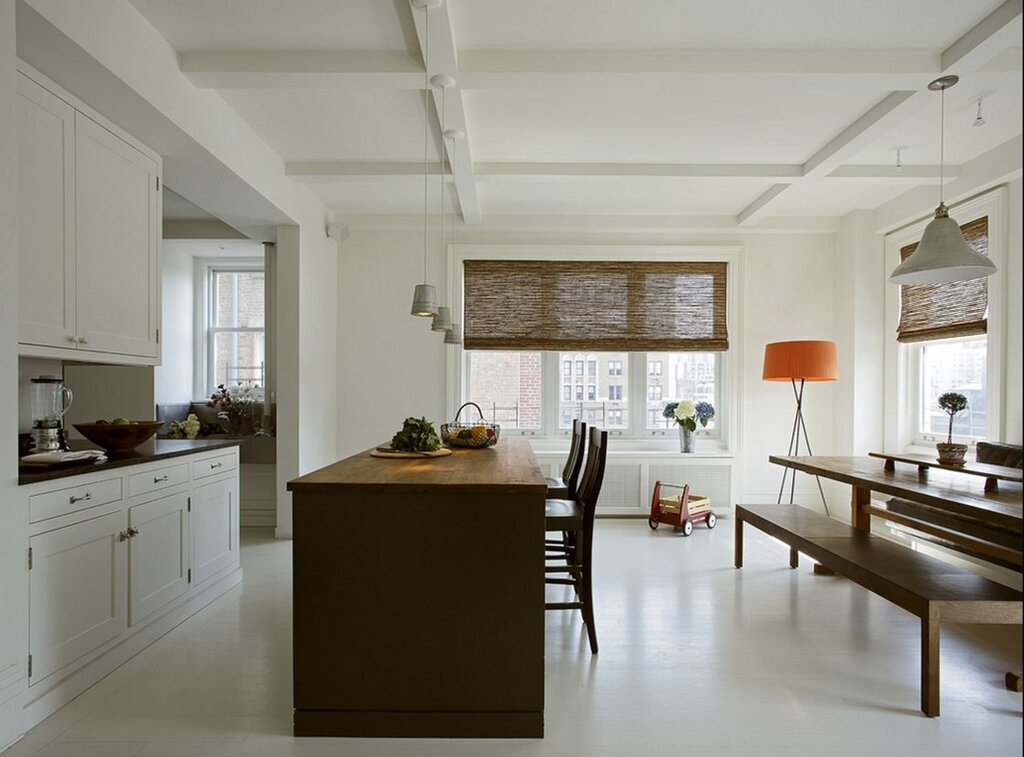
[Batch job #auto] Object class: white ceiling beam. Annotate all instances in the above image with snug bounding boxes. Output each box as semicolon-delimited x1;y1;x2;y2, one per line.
179;51;424;89
286;160;958;183
738;0;1022;227
410;1;480;224
177;49;1022;91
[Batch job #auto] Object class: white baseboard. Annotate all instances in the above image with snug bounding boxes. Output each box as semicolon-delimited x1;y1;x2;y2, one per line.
22;566;243;731
240;511;276;528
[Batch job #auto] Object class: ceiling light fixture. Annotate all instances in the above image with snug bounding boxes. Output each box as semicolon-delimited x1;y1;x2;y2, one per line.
409;0;443;318
431;73;455;334
894;146;906;173
973;97;986;127
888;76;997;286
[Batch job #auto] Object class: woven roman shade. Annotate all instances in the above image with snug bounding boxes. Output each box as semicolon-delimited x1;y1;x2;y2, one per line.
463;260;728;351
897;216;989;343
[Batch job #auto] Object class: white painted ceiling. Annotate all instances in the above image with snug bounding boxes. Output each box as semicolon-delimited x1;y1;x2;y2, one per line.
129;0;1023;227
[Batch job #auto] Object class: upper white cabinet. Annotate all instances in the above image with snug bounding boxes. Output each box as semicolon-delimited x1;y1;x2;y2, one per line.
16;67;161;363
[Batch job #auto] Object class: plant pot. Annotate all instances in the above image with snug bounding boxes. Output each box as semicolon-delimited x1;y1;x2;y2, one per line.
678;426;694;453
936;442;967;466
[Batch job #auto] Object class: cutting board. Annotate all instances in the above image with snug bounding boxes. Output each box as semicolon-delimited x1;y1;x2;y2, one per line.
371;447;452;459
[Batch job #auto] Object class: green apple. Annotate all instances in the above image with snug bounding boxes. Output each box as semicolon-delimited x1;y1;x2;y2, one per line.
111;417;131;425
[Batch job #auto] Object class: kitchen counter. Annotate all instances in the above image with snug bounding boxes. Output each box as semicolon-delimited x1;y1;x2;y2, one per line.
18;439;240;485
287;438;547;738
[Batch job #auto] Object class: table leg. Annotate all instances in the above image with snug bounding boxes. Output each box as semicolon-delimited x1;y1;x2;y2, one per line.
851;485;871;533
734;515;743;569
789;547;799;569
1006;672;1022;692
921;607;940;717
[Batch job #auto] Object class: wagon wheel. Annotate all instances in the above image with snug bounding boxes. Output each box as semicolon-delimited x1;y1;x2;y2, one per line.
706;512;717;529
682;519;693;536
648;517;660;530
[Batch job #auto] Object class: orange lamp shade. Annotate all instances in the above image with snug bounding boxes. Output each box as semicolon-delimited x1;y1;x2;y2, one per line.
762;340;838;382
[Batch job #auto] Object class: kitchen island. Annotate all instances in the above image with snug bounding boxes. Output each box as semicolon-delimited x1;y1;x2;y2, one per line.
287;438;547;738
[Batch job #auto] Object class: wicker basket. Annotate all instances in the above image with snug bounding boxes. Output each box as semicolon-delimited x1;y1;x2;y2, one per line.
441;402;500;448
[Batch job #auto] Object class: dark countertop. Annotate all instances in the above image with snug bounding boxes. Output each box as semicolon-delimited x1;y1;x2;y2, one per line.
18;439;240;486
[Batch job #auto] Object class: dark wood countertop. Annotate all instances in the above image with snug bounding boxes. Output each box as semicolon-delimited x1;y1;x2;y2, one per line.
19;439;240;486
288;437;547;494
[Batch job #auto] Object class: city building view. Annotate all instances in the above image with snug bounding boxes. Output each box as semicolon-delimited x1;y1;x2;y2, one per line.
211;269;266;392
920;337;987;438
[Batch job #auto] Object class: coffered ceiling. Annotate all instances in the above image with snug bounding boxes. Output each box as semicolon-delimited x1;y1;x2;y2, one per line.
130;0;1023;228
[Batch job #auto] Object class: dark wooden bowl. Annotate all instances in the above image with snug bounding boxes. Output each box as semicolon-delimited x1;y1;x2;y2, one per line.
73;421;164;454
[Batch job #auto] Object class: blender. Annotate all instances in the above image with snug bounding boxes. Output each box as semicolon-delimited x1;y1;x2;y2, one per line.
30;376;74;453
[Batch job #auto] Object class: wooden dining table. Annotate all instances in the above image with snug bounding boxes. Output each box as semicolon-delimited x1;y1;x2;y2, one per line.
769;455;1023;567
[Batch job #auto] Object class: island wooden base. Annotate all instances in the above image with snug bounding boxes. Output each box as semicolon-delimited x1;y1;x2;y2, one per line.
294;709;543;738
289;441;547;739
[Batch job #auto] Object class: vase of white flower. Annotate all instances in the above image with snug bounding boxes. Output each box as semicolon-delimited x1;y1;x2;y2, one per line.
663;400;715;454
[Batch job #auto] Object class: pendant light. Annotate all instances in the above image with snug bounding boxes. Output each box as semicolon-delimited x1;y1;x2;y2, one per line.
431;73;455;333
409;0;442;317
889;76;997;286
443;127;465;346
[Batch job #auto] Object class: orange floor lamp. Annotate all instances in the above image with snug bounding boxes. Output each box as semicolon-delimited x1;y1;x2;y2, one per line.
763;340;838;515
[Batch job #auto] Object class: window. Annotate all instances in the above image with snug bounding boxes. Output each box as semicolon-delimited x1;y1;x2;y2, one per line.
466;351;543;430
207;268;265;393
647;385;662;401
587;360;597;377
608;385;623;401
648;361;663;376
563;360;571;377
645;352;719;431
562;385;572;401
609;361;623;376
587;385;596;401
608;409;623;425
575;385;583;401
918;338;987;439
559;352;629;431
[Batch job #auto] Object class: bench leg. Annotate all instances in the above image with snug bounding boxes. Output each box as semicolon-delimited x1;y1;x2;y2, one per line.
1006;672;1022;692
921;607;940;717
734;516;743;569
789;547;798;569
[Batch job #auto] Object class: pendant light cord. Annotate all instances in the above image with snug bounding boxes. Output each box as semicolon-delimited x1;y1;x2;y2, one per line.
938;84;945;205
440;86;446;284
422;5;430;283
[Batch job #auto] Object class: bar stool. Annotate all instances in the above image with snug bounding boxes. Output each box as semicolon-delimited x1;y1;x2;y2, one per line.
544;427;608;654
545;419;586;499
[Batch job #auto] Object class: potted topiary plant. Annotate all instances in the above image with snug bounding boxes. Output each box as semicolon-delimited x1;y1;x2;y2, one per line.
936;391;969;466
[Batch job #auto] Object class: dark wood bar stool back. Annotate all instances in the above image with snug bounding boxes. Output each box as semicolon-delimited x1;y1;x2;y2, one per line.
545;420;586;499
544;427;608;654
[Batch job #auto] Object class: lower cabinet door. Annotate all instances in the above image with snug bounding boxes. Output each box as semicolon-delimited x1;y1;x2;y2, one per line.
128;491;189;627
191;477;236;586
29;511;126;685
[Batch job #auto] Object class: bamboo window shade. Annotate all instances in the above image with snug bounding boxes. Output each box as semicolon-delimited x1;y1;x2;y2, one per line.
896;216;989;343
462;260;728;351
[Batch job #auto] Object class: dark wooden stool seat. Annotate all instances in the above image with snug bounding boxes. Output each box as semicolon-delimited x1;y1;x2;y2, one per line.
545;498;582;524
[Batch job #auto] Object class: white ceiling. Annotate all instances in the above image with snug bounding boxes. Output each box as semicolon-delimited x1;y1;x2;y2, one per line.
129;0;1023;227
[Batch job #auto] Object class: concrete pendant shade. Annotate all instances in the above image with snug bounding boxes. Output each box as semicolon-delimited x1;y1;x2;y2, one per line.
431;306;452;332
889;203;997;285
410;284;438;317
444;323;462;345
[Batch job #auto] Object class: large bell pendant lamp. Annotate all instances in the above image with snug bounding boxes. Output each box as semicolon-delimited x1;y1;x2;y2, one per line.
409;0;443;317
888;76;997;285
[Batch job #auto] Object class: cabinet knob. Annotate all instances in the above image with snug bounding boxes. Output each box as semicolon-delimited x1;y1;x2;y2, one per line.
118;530;128;542
77;336;88;345
67;335;77;343
69;492;92;504
127;526;140;538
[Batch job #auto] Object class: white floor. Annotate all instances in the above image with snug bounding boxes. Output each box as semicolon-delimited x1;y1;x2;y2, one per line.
4;520;1021;757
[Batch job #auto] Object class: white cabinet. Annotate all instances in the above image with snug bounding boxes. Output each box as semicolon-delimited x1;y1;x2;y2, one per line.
128;491;189;627
191;477;237;586
16;67;161;363
28;511;127;685
24;447;239;697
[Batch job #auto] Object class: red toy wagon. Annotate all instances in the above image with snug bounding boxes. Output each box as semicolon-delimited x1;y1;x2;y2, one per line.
648;480;716;536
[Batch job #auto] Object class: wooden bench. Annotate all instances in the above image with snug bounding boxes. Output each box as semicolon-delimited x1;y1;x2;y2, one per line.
734;503;1023;717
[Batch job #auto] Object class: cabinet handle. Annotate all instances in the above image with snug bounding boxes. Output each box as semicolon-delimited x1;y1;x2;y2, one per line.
127;526;140;538
153;475;169;483
66;335;77;343
78;337;88;345
210;462;222;470
69;492;92;504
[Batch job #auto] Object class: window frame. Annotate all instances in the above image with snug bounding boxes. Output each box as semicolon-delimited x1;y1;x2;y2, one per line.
449;244;741;451
193;257;266;400
883;187;1007;453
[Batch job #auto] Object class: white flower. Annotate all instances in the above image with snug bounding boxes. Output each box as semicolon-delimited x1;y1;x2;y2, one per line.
674;400;696;421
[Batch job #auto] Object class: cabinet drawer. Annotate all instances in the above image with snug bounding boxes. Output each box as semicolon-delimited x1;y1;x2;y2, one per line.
192;453;237;481
128;462;189;499
30;477;122;524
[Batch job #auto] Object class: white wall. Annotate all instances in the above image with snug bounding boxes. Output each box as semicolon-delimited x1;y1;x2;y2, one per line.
1004;178;1022;443
0;0;26;747
336;227;837;505
153;240;195;404
62;365;156;435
